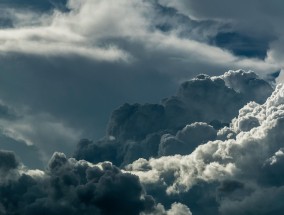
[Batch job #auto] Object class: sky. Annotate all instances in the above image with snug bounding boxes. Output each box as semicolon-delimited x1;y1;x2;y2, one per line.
1;1;284;215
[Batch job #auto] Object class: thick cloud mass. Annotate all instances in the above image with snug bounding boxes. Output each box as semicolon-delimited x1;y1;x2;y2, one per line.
74;70;273;167
0;152;159;215
127;81;284;214
0;150;193;215
0;0;281;167
0;69;283;214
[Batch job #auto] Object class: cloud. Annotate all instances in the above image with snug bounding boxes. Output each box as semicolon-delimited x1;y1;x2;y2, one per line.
0;150;19;172
218;186;284;215
0;151;163;215
74;70;274;167
0;1;280;156
143;202;192;215
1;1;284;214
0;99;83;167
158;122;217;156
1;112;83;164
125;80;284;214
157;0;284;73
0;0;279;72
0;69;283;214
209;32;273;60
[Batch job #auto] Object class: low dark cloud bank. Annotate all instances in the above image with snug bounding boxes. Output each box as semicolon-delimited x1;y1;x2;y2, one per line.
0;150;192;215
0;152;156;215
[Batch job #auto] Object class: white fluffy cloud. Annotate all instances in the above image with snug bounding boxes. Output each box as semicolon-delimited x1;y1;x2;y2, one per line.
126;82;284;214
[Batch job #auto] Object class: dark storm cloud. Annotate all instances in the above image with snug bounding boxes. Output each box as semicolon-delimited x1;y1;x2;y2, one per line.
74;70;274;167
0;152;159;215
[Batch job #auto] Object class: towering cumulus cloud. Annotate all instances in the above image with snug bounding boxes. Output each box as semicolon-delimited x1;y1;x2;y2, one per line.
74;70;273;167
0;69;282;215
128;77;284;214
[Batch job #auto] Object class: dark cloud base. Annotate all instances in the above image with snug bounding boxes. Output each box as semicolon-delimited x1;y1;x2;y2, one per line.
0;152;156;215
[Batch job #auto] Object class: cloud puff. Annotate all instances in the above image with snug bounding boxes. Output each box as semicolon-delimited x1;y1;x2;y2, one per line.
143;202;192;215
158;122;217;156
74;70;273;167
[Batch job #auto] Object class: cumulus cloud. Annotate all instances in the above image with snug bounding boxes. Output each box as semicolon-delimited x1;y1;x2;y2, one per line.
158;122;217;156
143;202;192;215
74;70;273;167
1;69;284;214
0;151;161;215
125;80;284;214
